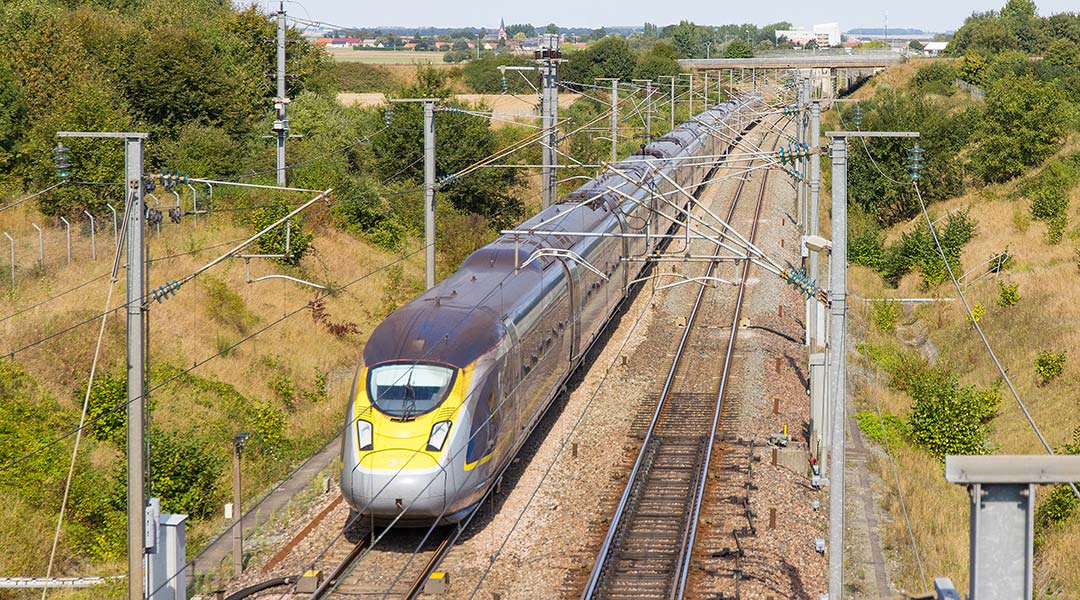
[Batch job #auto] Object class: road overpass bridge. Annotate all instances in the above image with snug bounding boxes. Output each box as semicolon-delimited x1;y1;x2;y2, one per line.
678;53;903;70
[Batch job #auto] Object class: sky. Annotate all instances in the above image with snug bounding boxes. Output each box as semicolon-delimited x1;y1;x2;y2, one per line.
278;0;1078;34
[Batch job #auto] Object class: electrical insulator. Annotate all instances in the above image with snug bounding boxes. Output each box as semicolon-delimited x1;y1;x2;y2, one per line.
908;145;925;182
52;142;71;180
501;76;508;94
384;104;393;126
853;103;863;128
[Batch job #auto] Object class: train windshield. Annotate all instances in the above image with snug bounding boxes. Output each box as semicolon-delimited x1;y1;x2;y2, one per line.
367;363;456;419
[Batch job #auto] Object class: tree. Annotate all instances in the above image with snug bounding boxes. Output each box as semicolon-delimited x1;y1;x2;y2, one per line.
1044;38;1080;67
959;49;989;86
909;40;926;51
973;74;1074;183
545;23;559;34
723;39;753;58
372;67;523;224
634;42;682;80
506;23;535;38
589;27;607;41
643;22;658;39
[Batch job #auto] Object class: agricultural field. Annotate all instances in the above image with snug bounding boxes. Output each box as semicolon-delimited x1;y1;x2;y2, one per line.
326;48;446;64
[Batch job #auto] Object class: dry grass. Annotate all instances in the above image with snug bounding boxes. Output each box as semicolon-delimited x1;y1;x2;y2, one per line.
850;135;1080;595
0;191;427;581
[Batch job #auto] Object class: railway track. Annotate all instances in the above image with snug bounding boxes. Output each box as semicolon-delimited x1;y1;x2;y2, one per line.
579;120;779;600
306;523;458;600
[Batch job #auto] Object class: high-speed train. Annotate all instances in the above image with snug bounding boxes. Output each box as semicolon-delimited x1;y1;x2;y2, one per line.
341;93;762;526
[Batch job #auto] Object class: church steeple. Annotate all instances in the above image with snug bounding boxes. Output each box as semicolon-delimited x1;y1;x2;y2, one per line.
498;18;507;41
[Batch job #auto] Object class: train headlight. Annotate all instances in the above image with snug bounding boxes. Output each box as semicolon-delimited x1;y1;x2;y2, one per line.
356;419;373;452
426;420;452;452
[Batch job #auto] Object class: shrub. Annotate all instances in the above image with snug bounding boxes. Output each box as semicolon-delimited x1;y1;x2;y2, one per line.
1036;426;1080;530
203;276;258;333
997;281;1020;307
908;367;996;459
1035;350;1066;385
968;303;985;323
858;342;925;392
912;62;958;95
871;300;900;333
855;411;911;448
247;197;313;266
84;373;128;446
879;211;976;287
145;427;226;519
1047;214;1067;245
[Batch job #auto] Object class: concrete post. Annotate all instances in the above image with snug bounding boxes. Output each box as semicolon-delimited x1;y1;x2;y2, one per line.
809;100;822;350
275;2;288;186
32;224;43;269
125;134;147;600
610;80;618;161
539;35;559;209
424;100;436;290
827;134;848;600
231;435;245;576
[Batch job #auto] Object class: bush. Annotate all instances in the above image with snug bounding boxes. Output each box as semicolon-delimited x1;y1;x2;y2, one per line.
203;276;258;333
997;281;1020;307
145;427;226;519
909;367;997;459
879;211;976;287
1047;214;1067;245
858;342;925;392
855;411;911;448
84;373;128;446
247;196;313;266
912;61;958;95
1037;426;1080;530
871;300;900;333
968;303;985;323
460;53;535;93
1035;350;1066;385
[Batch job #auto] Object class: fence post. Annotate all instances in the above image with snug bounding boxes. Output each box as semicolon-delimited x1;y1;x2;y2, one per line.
84;210;96;260
3;231;12;290
59;216;71;264
32;223;44;269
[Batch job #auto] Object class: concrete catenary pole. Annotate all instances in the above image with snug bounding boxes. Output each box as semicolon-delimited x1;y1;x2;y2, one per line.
827;134;847;600
669;76;676;131
125;134;147;600
808;100;822;350
275;1;288;186
610;80;618;161
424;100;436;290
539;35;560;209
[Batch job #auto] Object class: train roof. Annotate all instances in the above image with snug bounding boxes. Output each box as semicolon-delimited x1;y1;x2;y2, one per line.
362;94;761;369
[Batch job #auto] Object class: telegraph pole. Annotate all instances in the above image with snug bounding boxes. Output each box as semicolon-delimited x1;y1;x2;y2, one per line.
274;1;289;186
538;34;560;209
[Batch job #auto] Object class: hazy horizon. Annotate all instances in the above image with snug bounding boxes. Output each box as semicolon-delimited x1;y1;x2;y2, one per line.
274;0;1078;35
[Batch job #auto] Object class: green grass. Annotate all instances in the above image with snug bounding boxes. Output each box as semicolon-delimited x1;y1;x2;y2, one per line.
329;51;445;64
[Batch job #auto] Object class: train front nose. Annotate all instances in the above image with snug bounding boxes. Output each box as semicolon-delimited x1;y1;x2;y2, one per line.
342;449;452;525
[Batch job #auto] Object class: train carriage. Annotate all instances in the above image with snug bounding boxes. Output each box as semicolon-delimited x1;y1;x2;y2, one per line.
341;93;762;526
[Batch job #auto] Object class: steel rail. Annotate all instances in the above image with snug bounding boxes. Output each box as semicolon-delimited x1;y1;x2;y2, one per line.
580;115;774;600
674;127;775;600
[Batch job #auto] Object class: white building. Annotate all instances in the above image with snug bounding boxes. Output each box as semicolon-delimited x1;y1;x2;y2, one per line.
776;22;842;47
924;41;948;56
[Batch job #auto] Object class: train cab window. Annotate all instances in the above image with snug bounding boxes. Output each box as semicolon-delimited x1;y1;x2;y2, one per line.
368;363;456;419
